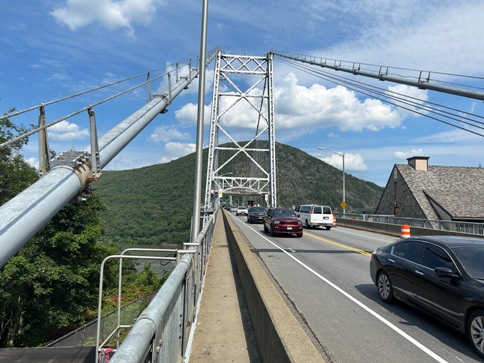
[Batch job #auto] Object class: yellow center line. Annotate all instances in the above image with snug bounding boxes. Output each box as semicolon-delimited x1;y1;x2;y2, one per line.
304;231;373;257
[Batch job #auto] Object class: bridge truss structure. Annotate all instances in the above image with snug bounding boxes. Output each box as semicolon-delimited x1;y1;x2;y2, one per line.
203;51;277;210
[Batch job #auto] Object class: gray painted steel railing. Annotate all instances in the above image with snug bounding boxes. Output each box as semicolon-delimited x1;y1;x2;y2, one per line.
95;212;216;363
336;213;484;235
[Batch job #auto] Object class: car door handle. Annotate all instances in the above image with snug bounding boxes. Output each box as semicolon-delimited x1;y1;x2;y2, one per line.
414;270;424;276
389;258;395;263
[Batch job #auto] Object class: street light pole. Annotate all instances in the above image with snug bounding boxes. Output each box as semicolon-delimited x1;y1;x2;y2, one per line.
318;147;346;214
191;0;209;242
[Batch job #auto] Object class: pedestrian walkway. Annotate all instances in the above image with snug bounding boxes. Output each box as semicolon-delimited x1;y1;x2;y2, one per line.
187;214;260;362
0;346;95;362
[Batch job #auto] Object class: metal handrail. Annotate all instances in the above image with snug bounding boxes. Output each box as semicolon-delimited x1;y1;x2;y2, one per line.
336;213;484;235
96;211;217;363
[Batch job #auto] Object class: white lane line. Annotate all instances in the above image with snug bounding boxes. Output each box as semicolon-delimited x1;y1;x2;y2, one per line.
235;218;449;363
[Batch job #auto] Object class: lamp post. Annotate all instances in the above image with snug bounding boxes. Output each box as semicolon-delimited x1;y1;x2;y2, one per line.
191;0;209;242
318;147;346;214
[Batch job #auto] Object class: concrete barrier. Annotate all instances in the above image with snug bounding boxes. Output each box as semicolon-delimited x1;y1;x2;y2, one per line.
222;211;326;363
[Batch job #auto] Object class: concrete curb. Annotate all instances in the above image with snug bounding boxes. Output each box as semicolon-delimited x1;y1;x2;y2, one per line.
223;211;326;363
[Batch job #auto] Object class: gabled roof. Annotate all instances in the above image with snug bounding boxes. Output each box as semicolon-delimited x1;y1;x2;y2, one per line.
396;164;484;220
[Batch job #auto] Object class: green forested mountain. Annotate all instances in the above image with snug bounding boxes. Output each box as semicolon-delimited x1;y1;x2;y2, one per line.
94;142;383;245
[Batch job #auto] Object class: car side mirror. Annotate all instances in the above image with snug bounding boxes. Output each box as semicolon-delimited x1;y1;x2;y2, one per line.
434;267;459;278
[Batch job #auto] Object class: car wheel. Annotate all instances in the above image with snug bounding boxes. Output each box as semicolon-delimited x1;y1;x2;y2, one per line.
270;226;277;237
304;220;310;228
297;233;303;238
264;223;268;233
326;226;331;230
377;271;394;303
467;309;484;359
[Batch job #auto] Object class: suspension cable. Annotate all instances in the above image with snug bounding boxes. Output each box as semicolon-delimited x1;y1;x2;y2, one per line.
0;60;193;121
276;57;484;137
0;61;193;149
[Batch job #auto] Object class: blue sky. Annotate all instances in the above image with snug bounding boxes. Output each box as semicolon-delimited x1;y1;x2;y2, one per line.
2;0;484;187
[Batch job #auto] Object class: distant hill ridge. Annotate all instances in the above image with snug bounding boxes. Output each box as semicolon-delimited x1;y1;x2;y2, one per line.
94;142;383;245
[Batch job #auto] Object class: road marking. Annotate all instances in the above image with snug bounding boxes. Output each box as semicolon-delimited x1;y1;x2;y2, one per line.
335;226;399;242
304;231;373;256
235;218;449;363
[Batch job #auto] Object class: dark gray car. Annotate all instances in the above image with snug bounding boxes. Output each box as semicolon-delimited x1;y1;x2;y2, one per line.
247;206;267;223
370;236;484;359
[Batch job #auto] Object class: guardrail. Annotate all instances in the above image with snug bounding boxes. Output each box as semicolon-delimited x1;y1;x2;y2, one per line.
336;213;484;235
46;292;157;348
95;212;217;363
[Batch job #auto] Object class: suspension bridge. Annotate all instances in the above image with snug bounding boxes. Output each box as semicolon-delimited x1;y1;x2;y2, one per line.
1;47;484;362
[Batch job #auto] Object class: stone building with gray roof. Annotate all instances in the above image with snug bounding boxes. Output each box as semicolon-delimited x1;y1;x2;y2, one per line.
375;156;484;222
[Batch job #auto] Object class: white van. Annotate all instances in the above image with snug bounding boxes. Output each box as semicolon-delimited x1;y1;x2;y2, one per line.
296;204;334;230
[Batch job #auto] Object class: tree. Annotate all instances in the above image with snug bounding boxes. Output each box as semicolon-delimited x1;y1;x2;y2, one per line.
0;193;118;347
0;113;117;346
102;263;167;316
0;112;38;205
0;113;166;347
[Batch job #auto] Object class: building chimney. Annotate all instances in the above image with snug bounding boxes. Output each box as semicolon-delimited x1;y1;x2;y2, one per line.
407;156;429;171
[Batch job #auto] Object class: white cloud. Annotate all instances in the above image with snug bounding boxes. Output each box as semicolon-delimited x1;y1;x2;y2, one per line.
48;121;89;141
150;125;190;143
394;149;425;160
174;72;406;134
47;73;72;82
317;1;484;75
415;129;483;143
50;0;162;37
26;157;38;169
175;103;211;126
385;84;428;117
276;73;403;132
157;64;214;97
159;142;196;163
319;152;368;172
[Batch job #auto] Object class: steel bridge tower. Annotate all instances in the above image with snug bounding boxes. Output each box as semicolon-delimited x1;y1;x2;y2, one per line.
203;51;277;212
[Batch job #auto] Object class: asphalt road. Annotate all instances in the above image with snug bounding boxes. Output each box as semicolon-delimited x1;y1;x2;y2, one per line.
229;213;483;363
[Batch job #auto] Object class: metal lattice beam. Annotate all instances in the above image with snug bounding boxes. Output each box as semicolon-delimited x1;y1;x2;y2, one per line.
204;52;277;210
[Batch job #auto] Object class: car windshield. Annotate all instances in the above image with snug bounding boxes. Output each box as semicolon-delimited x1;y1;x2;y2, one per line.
273;209;296;217
250;207;266;213
451;246;484;279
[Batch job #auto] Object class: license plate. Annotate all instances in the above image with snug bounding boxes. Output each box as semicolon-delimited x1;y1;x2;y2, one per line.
287;227;292;230
323;217;329;220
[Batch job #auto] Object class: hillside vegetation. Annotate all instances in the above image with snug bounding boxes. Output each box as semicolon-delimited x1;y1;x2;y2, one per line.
94;142;383;245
